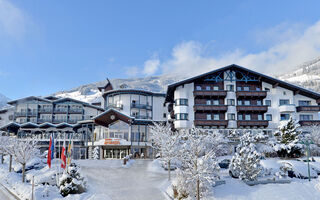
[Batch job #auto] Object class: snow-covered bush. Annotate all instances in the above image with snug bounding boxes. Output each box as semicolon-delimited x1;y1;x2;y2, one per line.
59;163;87;197
274;117;303;158
173;128;220;200
230;132;262;181
92;146;99;160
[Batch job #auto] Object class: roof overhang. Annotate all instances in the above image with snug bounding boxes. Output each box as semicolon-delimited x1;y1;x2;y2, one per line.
93;109;134;127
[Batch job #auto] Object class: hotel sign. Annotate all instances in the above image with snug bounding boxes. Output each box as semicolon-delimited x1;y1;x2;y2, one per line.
104;138;121;145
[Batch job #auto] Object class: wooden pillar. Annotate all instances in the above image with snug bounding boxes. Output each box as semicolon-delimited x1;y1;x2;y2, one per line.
99;146;103;160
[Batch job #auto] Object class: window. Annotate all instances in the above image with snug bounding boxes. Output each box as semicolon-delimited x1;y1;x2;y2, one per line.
245;114;251;120
237;100;242;106
300;115;313;120
226;85;234;91
279;99;290;106
244;100;250;106
237;86;242;91
213;114;219;120
283;91;286;95
243;86;250;91
265;87;270;91
163;113;166;118
238;114;243;120
207;114;212;120
298;100;311;106
227;99;235;106
265;100;271;106
266;114;272;121
196;86;202;91
228;113;235;120
213;86;219;91
175;113;188;120
213;100;219;105
206;86;211;91
175;99;188;106
280;114;290;121
256;87;261;91
258;114;263;120
206;100;211;105
257;100;262;106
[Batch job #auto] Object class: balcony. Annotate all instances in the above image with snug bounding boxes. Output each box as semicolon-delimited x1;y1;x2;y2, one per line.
236;91;267;98
69;109;83;114
67;119;78;124
237;120;269;127
194;120;228;127
53;108;68;114
107;104;123;110
299;120;320;126
14;111;37;117
52;119;67;124
279;104;296;113
193;90;227;97
131;103;152;110
134;115;152;120
38;119;52;123
236;105;268;112
39;108;53;113
296;106;320;112
194;104;228;112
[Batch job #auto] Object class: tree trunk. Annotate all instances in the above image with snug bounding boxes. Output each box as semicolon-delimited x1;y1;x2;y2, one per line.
9;155;12;172
1;154;3;164
168;160;171;181
197;178;200;200
22;163;26;183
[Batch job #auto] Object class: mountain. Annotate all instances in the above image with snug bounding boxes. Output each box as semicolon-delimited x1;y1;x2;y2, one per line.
0;93;10;109
278;57;320;93
54;75;181;104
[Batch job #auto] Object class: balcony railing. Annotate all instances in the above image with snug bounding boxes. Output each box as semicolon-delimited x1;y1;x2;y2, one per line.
279;104;296;113
194;104;228;112
299;120;320;126
107;104;123;110
237;120;268;127
296;106;320;112
236;105;268;112
193;90;227;97
14;111;37;117
38;108;53;113
52;119;68;123
53;109;68;113
134;115;152;120
38;119;52;123
236;91;267;98
194;120;228;127
68;109;83;114
131;103;152;110
67;119;78;124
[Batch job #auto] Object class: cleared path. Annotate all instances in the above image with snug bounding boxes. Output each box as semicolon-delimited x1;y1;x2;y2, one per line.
0;184;16;200
79;159;168;200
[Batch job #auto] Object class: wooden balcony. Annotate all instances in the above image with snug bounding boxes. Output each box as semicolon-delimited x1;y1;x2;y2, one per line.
194;105;228;112
237;120;268;127
193;90;227;97
194;120;228;127
236;105;268;112
296;106;320;112
236;91;267;98
299;120;320;126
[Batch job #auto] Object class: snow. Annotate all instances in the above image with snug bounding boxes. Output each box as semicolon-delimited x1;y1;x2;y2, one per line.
55;90;102;104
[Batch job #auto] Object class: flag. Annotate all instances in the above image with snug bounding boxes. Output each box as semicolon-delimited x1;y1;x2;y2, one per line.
47;136;52;168
51;135;55;160
67;138;72;166
61;140;66;169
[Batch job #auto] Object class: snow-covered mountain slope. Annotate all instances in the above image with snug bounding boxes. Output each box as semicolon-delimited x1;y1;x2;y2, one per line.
278;57;320;93
0;93;10;109
54;75;181;104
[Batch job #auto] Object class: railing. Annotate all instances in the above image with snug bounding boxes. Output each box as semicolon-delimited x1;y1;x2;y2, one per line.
67;119;78;124
68;109;83;114
279;104;296;112
194;120;228;126
131;103;152;110
296;106;320;112
134;115;152;120
38;108;53;113
236;91;267;98
298;120;320;126
52;119;68;123
38;119;52;123
107;104;123;110
14;111;37;117
236;105;268;112
237;120;268;127
53;108;68;113
193;90;227;97
194;104;228;111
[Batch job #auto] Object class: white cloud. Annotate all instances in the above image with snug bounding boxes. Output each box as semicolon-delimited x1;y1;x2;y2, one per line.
159;20;320;78
143;58;160;75
0;0;32;39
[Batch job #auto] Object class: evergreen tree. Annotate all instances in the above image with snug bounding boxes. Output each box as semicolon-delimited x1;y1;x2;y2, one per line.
93;146;99;160
59;163;87;197
230;132;262;181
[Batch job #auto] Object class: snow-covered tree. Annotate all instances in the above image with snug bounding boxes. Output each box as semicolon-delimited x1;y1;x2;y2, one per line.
150;122;181;180
230;132;262;181
274;117;303;157
0;136;7;164
59;163;87;197
5;138;39;182
174;128;220;200
302;125;320;156
92;146;99;160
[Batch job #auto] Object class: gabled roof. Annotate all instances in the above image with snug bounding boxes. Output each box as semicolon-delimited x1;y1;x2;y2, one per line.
53;97;105;111
20;122;39;128
38;122;56;128
0;122;20;131
103;89;165;98
8;96;52;105
55;122;73;129
98;78;113;92
93;108;134;127
165;64;320;103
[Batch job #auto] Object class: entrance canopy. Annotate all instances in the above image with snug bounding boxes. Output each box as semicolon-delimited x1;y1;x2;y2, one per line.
93;108;134;127
0;122;20;133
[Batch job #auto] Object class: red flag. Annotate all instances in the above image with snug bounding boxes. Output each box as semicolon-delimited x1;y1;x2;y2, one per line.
61;142;66;169
47;136;52;168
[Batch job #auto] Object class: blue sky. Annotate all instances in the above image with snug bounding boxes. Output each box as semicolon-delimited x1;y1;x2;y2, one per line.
1;0;320;99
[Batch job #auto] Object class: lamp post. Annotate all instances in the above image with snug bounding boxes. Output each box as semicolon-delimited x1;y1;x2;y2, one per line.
300;138;314;181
